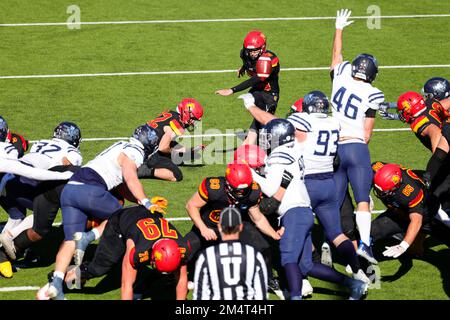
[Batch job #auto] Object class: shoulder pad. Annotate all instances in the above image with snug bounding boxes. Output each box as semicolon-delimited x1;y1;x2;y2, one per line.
267;150;295;165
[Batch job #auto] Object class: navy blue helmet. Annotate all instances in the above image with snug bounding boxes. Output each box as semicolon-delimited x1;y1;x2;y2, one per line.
53;122;82;148
351;54;378;83
259;118;295;152
423;77;450;101
0;116;8;142
132;124;159;158
302;90;330;114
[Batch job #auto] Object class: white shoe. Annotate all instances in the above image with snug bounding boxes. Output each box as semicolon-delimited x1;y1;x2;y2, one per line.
301;279;313;297
353;269;371;292
0;233;16;260
321;242;333;267
345;264;353;274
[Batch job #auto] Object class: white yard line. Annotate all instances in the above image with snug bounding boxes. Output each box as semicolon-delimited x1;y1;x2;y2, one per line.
2;65;450;80
1;14;450;27
0;286;40;292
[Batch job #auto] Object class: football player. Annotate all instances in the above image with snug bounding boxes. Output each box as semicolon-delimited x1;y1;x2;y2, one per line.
423;77;450;110
216;30;280;145
0;121;83;242
184;162;283;297
36;124;159;300
330;9;385;264
370;162;450;259
252;118;368;300
138;98;204;182
238;91;370;283
58;201;190;300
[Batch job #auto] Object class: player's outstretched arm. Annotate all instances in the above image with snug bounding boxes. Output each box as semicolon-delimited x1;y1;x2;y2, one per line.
248;205;281;240
0;159;73;181
175;264;188;300
331;9;354;70
119;153;148;206
186;192;217;241
121;239;138;300
238;93;277;125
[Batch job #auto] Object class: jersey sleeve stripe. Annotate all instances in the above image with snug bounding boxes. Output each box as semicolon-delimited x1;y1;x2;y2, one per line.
287;116;312;132
269;153;295;162
169;121;183;136
271;57;279;67
368;91;384;99
124;144;145;156
198;179;209;200
409;189;424;208
368;94;385;103
412;117;429;133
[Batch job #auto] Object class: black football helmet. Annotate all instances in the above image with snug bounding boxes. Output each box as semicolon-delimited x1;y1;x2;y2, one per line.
351;54;378;83
259;118;295;152
132;124;159;158
302;90;330;115
422;77;450;101
0;116;8;142
53;122;82;148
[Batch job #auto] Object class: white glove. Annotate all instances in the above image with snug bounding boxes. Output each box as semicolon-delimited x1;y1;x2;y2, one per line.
335;9;354;30
238;93;255;110
382;241;409;258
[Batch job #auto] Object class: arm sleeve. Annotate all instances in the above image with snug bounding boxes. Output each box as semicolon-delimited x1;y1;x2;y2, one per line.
0;159;73;181
122;144;145;167
67;149;83;166
366;90;385;110
231;76;261;93
251;164;284;197
365;108;377;118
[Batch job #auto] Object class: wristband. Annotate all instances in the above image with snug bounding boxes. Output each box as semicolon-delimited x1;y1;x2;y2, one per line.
140;198;151;210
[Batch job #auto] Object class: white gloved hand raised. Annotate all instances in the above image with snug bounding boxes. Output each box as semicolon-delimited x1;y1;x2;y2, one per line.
238;93;256;110
335;9;354;30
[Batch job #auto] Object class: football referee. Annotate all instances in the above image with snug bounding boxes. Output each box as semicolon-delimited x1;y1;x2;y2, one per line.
193;207;268;300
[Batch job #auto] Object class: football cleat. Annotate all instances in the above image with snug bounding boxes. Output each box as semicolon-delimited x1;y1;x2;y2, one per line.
268;277;285;300
320;242;333;267
301;279;313;297
65;265;82;290
0;233;16;260
36;283;51;300
73;231;95;266
0;260;13;278
357;241;378;265
345;278;368;300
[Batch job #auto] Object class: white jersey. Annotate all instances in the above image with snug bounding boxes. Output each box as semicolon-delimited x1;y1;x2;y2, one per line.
252;143;310;217
0;142;19;160
84;138;145;190
288;113;340;176
21;138;82;169
331;61;384;144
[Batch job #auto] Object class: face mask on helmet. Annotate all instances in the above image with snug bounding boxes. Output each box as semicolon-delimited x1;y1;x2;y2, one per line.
177;99;203;132
53;122;82;148
225;163;253;202
397;91;426;124
243;30;266;61
259;119;295;153
302;91;329;115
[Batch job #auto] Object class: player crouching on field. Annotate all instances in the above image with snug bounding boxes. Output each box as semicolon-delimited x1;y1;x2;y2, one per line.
137;98;204;182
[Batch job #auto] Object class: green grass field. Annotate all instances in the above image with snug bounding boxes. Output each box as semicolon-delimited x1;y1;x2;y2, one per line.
0;0;449;300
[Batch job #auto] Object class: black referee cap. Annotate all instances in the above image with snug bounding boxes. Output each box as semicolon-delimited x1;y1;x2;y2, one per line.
219;207;242;228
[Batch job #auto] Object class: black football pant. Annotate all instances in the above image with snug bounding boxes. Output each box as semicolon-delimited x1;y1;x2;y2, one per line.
137;151;183;181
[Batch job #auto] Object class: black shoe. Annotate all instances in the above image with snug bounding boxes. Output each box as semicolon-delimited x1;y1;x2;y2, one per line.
268;278;285;300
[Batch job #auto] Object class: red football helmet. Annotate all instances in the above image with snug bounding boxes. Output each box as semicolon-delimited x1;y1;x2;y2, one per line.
225;162;253;201
243;30;266;61
177;98;203;130
233;144;267;169
373;163;402;198
287;97;304;116
151;238;182;273
397;91;426;123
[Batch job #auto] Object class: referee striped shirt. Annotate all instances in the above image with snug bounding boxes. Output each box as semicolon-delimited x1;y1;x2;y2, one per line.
192;240;268;300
